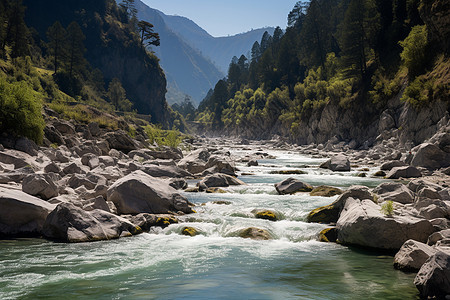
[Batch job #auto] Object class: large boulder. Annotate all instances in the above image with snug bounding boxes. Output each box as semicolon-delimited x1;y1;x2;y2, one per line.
177;148;210;174
141;164;192;178
104;130;137;153
394;240;437;271
336;197;436;250
320;155;351;172
0;187;56;237
22;174;59;200
373;182;414;204
42;202;141;242
198;173;245;190
414;251;450;299
307;185;372;223
380;160;407;171
107;171;193;215
386;166;422;179
205;155;236;175
274;177;313;195
411;143;450;170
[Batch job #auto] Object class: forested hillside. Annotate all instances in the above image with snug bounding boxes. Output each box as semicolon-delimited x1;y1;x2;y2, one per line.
0;0;183;144
196;0;449;146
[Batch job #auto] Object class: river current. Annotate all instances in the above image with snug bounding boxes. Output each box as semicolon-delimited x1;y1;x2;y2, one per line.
0;149;419;299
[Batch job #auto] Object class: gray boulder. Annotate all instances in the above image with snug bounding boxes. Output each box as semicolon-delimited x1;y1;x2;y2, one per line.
373;182;414;204
0;151;30;168
104;130;137;153
52;120;76;135
15;137;39;156
67;174;97;190
394;239;437;271
274;177;313;195
22;174;59;200
147;147;183;160
0;187;55;237
414;251;450;299
428;229;450;246
177;148;210;174
320;155;351;171
198;173;245;190
142;164;192;178
43;202;141;242
411;143;450;170
107;170;193;215
337;197;435;250
386;166;422;179
380;160;407;171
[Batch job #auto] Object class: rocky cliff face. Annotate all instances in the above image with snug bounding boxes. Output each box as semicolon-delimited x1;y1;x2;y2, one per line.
419;0;450;55
24;0;169;124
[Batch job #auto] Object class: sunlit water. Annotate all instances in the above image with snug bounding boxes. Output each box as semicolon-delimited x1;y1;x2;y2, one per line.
0;149;419;299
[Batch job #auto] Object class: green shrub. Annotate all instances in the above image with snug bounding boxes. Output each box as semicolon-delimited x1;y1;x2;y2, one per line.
399;25;428;77
380;200;394;216
0;76;45;143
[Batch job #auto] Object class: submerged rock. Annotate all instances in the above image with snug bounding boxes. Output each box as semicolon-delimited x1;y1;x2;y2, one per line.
198;173;245;190
238;227;272;240
253;209;279;221
181;226;199;237
319;228;338;242
274;177;313;195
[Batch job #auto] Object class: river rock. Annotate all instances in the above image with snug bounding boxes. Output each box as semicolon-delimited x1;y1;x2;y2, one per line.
0;187;56;237
104;130;137;153
373;182;414;204
411;143;450;170
43;202;142;242
274;177;313;195
310;186;343;197
205;155;236;175
414;251;450;299
428;229;450;246
307;185;372;223
238;227;272;240
320;155;351;172
107;170;193;215
141;164;192;178
167;178;188;190
253;209;279;221
83;196;111;212
394;240;437;271
336;197;436;250
380;161;407;171
177;148;210;174
181;227;199;237
198;173;245;190
22;174;59;200
386;166;422;179
319;228;338;242
247;160;258;167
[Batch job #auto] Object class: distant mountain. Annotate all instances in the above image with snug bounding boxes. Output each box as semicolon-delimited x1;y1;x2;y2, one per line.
161;14;275;74
136;1;223;106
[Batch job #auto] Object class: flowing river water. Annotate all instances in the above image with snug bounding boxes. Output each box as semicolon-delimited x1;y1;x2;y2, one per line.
0;148;419;299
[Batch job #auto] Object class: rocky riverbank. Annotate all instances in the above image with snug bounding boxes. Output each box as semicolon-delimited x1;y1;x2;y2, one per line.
1;110;449;298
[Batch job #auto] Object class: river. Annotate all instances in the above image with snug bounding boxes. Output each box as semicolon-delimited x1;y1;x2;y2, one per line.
0;148;419;299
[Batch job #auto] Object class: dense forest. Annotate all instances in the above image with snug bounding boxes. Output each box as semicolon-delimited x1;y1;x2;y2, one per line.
190;0;449;145
0;0;185;144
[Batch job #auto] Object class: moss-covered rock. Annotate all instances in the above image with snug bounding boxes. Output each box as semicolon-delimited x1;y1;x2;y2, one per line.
374;170;386;177
310;186;343;197
307;204;340;223
319;228;338;242
357;172;367;177
181;226;198;237
238;227;272;240
205;187;227;193
154;216;178;228
254;210;279;221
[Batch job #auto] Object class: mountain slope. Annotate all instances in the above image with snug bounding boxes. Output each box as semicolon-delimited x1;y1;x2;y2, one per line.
136;1;224;105
23;0;169;124
161;13;275;73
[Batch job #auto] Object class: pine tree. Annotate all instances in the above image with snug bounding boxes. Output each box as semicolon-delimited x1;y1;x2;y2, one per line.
138;20;160;48
46;21;67;74
66;22;86;79
251;41;261;63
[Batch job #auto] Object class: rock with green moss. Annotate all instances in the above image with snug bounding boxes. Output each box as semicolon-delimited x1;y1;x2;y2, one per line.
205;187;227;193
373;170;386;177
238;227;272;240
253;210;279;221
310;186;343;197
181;226;199;237
154;216;179;228
319;228;338;242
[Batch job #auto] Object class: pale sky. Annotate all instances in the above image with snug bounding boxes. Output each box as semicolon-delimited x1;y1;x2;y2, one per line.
141;0;299;37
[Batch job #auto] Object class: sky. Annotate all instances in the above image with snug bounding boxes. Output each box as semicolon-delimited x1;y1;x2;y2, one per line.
141;0;300;37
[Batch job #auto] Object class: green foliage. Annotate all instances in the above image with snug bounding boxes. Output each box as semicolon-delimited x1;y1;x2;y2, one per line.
0;75;45;143
144;125;182;148
107;78;133;112
380;200;394;216
399;25;428;77
401;76;433;108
